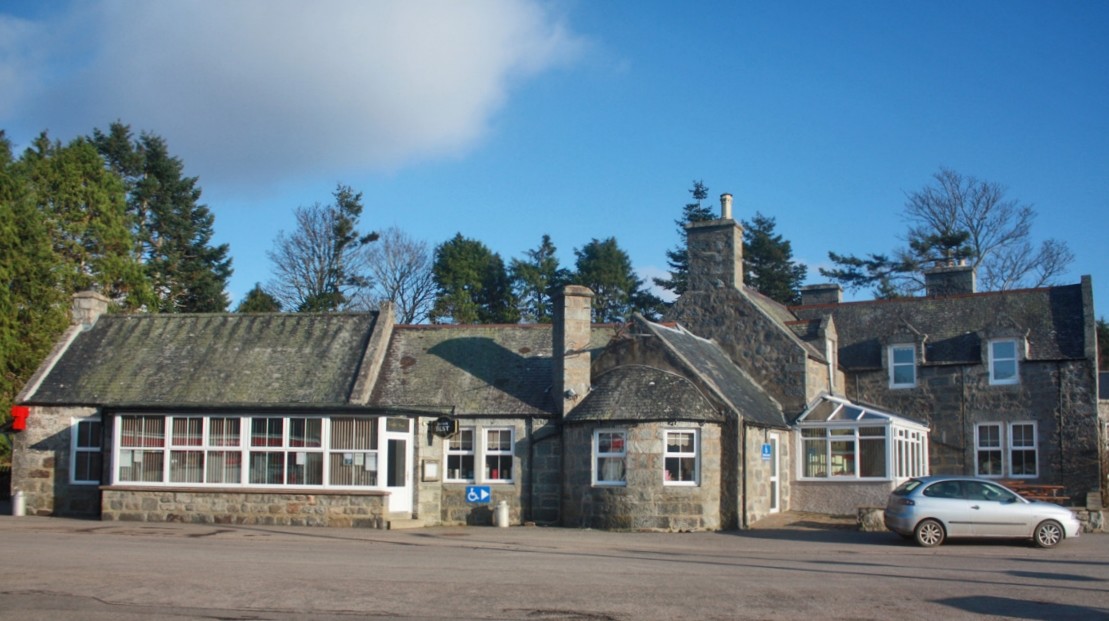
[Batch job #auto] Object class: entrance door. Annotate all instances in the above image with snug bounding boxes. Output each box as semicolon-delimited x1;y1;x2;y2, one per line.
383;418;412;513
769;433;781;514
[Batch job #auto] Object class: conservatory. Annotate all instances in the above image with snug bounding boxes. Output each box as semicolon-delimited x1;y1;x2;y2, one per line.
790;394;930;514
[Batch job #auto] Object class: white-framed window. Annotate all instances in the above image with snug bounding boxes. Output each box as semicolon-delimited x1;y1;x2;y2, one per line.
1009;422;1038;478
112;414;386;488
593;429;627;486
975;423;1003;477
445;427;475;482
664;429;699;485
802;426;888;478
248;417;324;485
484;427;514;483
889;344;916;388
70;417;103;484
989;339;1020;385
975;421;1037;478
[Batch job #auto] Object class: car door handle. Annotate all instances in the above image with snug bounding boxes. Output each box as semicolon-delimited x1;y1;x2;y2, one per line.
971;505;980;510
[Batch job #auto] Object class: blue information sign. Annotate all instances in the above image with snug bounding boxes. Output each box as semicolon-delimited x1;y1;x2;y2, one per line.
465;486;491;504
761;443;772;461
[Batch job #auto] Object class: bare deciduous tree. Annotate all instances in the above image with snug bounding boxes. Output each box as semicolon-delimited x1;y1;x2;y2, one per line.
266;185;377;312
822;168;1074;296
903;168;1073;291
366;227;436;324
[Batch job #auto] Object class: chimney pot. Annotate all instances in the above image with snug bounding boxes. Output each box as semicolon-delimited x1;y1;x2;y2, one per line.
720;193;733;220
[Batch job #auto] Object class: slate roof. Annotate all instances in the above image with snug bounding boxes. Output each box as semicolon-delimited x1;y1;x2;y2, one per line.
371;324;616;416
23;313;381;408
639;319;787;428
564;365;723;423
792;284;1088;370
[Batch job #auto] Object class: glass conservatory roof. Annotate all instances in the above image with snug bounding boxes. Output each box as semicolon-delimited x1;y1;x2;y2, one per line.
796;394;928;430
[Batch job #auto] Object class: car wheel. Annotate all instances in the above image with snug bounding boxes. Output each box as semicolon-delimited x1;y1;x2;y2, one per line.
914;519;945;547
1033;520;1064;549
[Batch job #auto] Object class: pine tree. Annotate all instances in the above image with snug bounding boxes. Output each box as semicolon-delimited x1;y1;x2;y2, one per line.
234;284;282;313
653;181;717;297
742;212;807;305
510;235;570;323
92;123;232;312
573;237;663;322
430;234;519;324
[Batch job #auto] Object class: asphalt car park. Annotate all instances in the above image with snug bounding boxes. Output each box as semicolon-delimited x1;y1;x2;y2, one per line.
1;515;1106;621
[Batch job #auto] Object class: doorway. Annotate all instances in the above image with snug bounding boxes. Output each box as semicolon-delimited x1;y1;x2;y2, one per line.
769;432;781;514
383;418;412;513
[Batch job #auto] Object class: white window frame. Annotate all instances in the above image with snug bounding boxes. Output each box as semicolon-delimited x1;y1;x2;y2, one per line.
888;344;916;388
70;416;103;485
975;423;1003;477
483;427;515;484
988;339;1020;385
663;429;699;486
111;414;389;489
593;429;627;487
1008;421;1038;478
444;426;476;482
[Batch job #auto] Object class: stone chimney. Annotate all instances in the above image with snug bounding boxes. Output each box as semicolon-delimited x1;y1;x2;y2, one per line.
684;192;743;292
71;291;110;327
553;285;594;417
800;284;843;306
924;264;976;297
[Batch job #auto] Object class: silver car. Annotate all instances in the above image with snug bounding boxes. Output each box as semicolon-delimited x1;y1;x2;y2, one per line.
884;475;1081;548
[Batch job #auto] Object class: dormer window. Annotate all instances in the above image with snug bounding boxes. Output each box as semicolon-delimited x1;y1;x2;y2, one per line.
989;339;1020;385
889;344;916;388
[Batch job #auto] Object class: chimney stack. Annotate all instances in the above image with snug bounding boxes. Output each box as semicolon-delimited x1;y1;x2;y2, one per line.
924;264;976;297
553;285;594;417
71;291;110;327
799;284;843;306
720;193;733;220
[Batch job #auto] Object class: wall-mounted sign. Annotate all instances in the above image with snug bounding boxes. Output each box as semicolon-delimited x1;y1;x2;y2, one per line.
761;443;773;461
466;486;491;504
431;416;458;438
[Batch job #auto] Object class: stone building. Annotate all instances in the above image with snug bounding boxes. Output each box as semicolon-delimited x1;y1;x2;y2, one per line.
8;195;1103;529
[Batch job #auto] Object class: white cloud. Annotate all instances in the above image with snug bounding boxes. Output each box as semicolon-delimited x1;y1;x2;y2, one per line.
1;0;584;188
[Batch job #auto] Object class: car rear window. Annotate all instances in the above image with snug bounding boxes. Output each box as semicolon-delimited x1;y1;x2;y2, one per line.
892;479;923;496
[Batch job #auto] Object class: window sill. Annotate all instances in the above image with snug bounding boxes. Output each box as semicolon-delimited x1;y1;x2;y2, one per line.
101;484;389;496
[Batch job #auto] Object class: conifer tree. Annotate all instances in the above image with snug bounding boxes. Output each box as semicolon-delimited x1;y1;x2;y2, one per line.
742;212;807;305
431;234;519;324
573;237;663;322
93;122;232;312
654;181;716;298
510;235;570;323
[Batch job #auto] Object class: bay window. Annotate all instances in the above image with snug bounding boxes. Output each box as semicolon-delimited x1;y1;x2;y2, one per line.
112;414;386;488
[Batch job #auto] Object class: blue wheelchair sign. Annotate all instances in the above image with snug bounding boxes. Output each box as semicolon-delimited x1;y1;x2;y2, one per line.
465;486;491;504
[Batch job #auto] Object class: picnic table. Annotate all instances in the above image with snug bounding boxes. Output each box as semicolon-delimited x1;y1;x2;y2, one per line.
1000;480;1070;504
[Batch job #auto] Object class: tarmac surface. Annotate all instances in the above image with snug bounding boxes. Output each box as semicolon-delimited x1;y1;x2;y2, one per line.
1;511;1106;620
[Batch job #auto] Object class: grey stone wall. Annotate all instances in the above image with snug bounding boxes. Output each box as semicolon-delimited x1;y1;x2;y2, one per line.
669;288;817;414
791;480;897;515
425;417;555;526
101;488;386;527
561;422;723;531
846;358;1101;501
10;406;101;517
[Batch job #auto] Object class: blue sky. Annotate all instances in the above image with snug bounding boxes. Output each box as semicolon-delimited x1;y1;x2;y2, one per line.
2;1;1106;317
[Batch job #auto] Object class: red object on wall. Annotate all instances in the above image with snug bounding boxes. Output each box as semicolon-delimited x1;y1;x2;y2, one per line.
10;405;29;431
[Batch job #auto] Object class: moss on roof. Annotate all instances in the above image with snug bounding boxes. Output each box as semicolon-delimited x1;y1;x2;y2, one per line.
26;313;381;407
